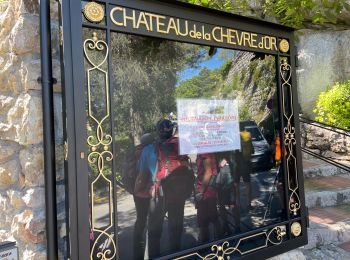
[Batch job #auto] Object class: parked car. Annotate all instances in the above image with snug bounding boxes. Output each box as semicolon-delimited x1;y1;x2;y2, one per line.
240;120;274;171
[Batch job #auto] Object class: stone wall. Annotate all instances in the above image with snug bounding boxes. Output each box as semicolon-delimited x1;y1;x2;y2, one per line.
300;122;350;164
296;29;350;117
0;0;65;259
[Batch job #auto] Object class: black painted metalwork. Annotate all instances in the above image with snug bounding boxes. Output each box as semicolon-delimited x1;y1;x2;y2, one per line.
300;116;350;137
59;0;308;259
39;0;58;259
300;116;350;173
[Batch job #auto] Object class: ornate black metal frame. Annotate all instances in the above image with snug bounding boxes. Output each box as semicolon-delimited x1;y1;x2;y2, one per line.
59;0;308;259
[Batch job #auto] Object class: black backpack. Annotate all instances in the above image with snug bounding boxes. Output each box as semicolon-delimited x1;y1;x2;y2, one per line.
156;139;195;201
212;158;235;205
121;144;143;194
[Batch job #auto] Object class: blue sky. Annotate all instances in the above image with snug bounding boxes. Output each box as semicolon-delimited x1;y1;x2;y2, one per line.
177;48;235;84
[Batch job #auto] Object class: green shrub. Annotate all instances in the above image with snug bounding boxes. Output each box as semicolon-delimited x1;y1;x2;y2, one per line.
313;80;350;130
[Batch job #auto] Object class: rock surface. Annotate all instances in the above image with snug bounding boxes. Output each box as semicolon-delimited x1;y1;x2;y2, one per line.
297;29;350;117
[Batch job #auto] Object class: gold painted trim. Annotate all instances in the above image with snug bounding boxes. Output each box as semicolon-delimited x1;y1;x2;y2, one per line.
84;32;116;260
291;222;302;237
84;2;105;23
64;141;68;161
175;225;286;259
280;59;301;216
279;39;289;53
59;26;63;46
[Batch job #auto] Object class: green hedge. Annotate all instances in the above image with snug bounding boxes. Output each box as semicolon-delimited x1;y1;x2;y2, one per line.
314;80;350;130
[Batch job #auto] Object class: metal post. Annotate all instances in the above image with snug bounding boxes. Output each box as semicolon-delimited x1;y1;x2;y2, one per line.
40;0;59;259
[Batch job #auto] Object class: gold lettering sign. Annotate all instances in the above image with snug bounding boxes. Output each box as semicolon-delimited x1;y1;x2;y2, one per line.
110;6;280;52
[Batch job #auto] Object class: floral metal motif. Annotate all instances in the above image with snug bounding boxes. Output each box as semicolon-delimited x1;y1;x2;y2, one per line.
280;59;300;216
84;32;116;260
175;225;286;259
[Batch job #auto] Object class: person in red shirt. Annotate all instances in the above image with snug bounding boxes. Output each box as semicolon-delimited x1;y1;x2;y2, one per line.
195;153;221;243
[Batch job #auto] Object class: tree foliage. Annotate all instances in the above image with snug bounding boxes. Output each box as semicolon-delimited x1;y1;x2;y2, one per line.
182;0;350;28
313;81;350;130
176;67;222;98
264;0;350;28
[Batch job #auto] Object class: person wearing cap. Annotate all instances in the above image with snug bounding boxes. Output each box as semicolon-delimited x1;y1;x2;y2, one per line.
132;133;154;260
138;119;189;258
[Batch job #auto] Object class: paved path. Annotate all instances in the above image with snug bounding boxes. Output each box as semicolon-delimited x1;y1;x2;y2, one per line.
113;167;285;259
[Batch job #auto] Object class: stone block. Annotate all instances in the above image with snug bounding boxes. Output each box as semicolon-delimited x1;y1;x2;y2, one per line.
0;140;19;162
0;192;9;215
21;59;61;93
0;122;16;141
7;94;43;145
11;209;46;244
0;1;9;13
0;229;12;241
23;248;47;260
0;54;23;94
10;16;40;55
0;159;20;188
19;146;44;187
0;94;15;116
7;189;25;209
21;59;40;91
22;188;45;208
27;209;45;238
18;0;39;15
268;250;306;260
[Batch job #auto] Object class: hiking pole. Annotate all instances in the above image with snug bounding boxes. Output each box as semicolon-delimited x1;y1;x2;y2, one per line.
263;164;281;222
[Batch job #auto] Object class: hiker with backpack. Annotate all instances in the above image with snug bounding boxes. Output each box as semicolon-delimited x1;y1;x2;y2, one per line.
234;124;255;212
138;119;194;258
122;133;154;260
215;152;240;235
195;152;222;243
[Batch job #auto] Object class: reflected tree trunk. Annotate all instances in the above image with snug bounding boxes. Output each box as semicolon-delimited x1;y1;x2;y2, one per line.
130;106;142;145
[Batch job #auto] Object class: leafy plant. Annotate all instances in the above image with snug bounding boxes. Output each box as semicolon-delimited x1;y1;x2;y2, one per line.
182;0;350;29
264;0;350;28
313;80;350;130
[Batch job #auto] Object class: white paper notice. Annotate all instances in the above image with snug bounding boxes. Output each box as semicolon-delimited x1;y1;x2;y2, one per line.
177;99;241;155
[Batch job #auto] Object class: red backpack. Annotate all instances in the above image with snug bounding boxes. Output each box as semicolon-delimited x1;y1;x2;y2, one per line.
155;137;195;201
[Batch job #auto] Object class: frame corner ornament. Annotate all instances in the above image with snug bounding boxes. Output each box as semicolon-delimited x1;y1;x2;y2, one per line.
84;1;105;23
291;222;302;237
279;39;290;53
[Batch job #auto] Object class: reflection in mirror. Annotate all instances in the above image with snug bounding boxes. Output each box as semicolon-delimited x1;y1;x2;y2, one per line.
110;32;286;259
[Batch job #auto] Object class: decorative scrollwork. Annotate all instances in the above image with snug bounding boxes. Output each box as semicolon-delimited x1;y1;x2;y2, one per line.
175;225;286;259
280;59;300;216
84;32;116;260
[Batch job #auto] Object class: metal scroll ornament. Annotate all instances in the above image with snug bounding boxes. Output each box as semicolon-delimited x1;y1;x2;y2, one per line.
175;225;286;259
280;59;300;216
84;2;105;23
84;32;116;260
